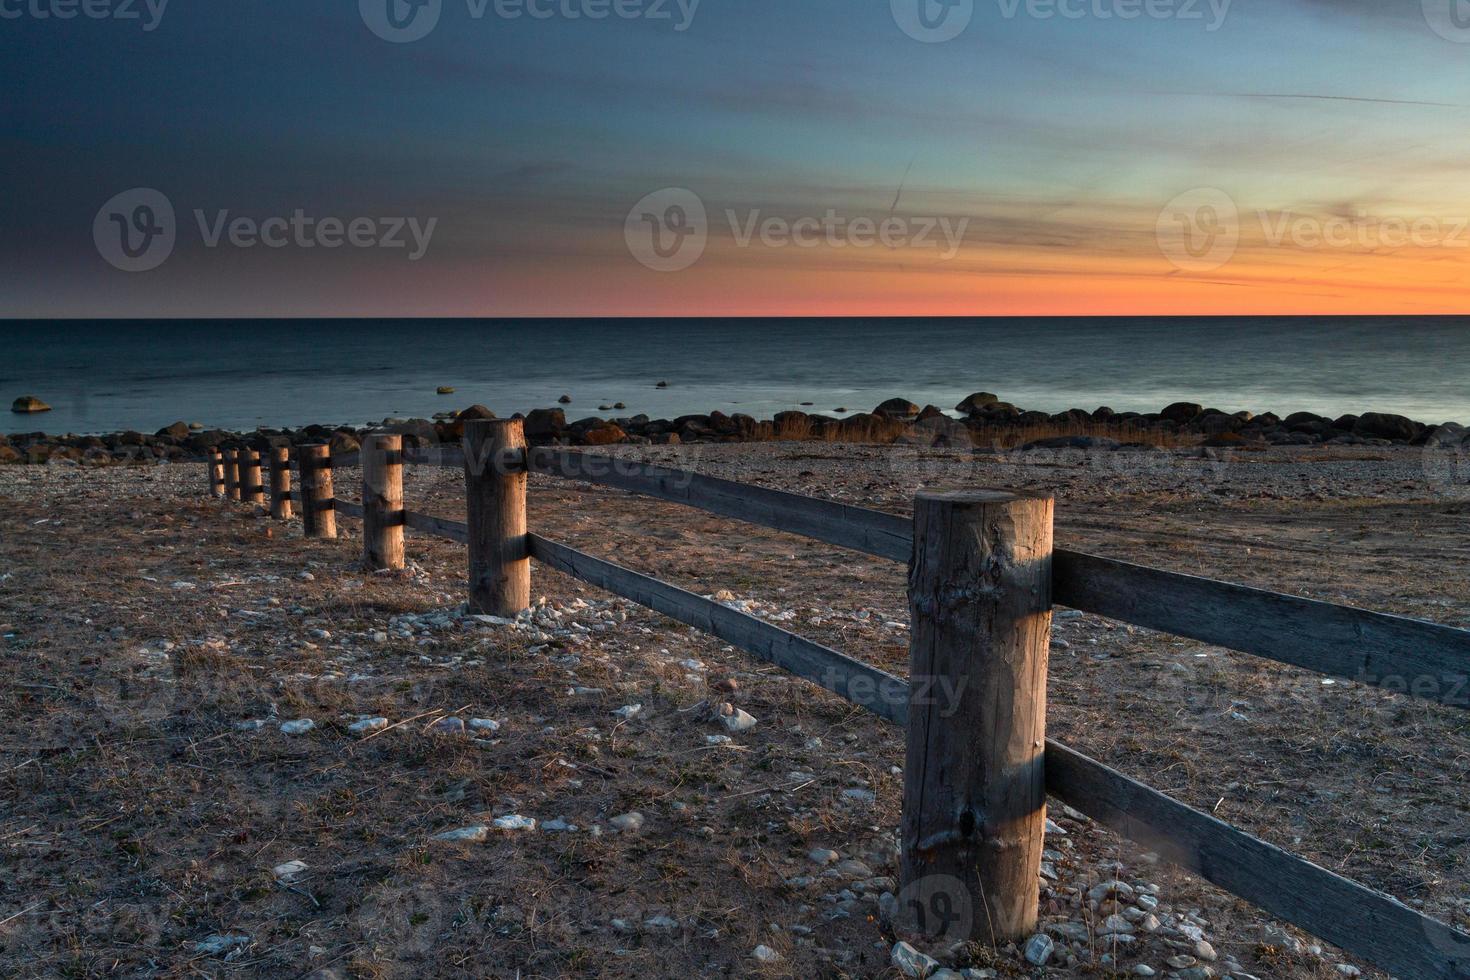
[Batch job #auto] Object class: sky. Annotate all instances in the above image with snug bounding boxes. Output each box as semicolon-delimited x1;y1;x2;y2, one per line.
5;0;1470;317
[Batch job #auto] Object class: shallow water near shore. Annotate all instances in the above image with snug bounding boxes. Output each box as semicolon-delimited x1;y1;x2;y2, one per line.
4;316;1470;434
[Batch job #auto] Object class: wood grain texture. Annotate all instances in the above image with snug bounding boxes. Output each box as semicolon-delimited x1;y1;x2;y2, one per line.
297;444;337;539
237;449;264;505
361;434;405;571
1046;741;1470;980
526;533;910;724
529;448;912;561
464;419;530;616
1052;550;1470;709
268;446;292;519
223;449;240;501
901;491;1053;946
207;448;225;497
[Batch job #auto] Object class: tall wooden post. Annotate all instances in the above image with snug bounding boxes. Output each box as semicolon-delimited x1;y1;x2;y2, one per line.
464;418;529;616
207;447;225;497
362;433;405;571
223;448;241;501
269;446;293;520
298;444;337;540
900;490;1054;948
239;448;265;505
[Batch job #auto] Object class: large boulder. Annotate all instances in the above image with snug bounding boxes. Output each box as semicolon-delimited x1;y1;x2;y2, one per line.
11;396;50;414
579;422;627;446
524;408;567;441
954;392;999;414
156;421;190;440
1160;401;1203;423
457;404;496;421
1354;412;1421;442
874;398;920;418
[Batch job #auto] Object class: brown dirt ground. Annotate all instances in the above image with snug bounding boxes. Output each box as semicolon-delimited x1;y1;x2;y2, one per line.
0;442;1466;978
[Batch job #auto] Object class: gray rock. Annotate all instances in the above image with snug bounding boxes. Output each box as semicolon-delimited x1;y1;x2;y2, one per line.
279;718;314;735
609;811;645;832
1023;932;1055;966
891;941;940;978
195;933;249;955
433;825;489;842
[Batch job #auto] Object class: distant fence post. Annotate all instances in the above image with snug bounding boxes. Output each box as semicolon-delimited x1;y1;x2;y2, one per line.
239;447;265;505
900;490;1054;948
464;418;530;616
269;446;292;520
223;448;241;501
362;433;405;571
298;444;337;540
207;447;225;498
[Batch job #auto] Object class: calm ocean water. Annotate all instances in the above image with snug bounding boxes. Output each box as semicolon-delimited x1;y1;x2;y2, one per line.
3;317;1468;435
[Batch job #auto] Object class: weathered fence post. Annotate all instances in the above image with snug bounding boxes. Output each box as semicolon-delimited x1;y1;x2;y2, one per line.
463;418;530;616
223;448;241;501
207;447;225;497
362;433;405;571
239;447;265;505
269;446;292;520
900;490;1054;948
298;444;337;540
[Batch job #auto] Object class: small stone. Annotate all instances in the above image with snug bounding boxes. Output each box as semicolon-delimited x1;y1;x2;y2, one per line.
297;571;315;581
1193;939;1218;961
235;719;267;731
751;945;781;963
612;704;642;720
841;788;876;804
348;716;388;733
541;818;577;832
468;718;500;732
1023;933;1055;966
891;941;940;978
716;704;757;732
1132;967;1156;977
808;848;839;866
433;825;489;842
492;814;536;832
1088;879;1136;903
609;811;645;832
643;914;678;932
1098;914;1133;935
1334;966;1362;977
1167;954;1198;969
430;716;466;735
279;719;314;735
705;734;733;745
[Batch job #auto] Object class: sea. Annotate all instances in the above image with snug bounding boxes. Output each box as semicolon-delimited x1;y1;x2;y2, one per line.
3;317;1468;435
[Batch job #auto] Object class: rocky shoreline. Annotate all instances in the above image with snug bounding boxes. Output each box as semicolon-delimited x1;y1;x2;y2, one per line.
3;391;1463;465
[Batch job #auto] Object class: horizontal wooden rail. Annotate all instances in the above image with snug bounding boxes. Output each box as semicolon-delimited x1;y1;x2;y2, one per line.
528;448;913;561
1052;551;1470;709
525;533;909;724
335;499;364;519
1046;742;1470;980
404;510;468;544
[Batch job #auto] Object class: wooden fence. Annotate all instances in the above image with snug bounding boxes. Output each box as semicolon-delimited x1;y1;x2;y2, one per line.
204;423;1470;979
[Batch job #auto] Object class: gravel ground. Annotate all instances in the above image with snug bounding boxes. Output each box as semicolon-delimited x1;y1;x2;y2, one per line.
0;442;1466;978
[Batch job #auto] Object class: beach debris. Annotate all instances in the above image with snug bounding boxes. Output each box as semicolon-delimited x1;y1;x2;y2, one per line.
492;814;537;832
279;719;314;735
272;860;309;883
891;941;939;978
348;716;388;734
714;703;757;732
433;825;489;843
195;933;250;955
436;386;455;395
1024;933;1056;966
608;811;644;832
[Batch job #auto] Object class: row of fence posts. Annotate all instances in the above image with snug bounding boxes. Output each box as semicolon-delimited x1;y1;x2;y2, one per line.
203;418;1056;948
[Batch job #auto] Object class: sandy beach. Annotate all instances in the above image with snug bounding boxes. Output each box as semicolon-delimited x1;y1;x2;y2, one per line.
1;440;1465;978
